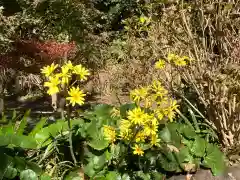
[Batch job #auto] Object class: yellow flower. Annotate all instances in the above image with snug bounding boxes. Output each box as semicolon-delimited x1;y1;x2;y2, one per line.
65;61;74;70
142;113;154;124
132;144;144;156
139;16;146;23
170;100;179;111
151;80;168;99
135;131;146;143
103;125;116;143
120;119;131;130
44;75;60;95
41;63;58;77
150;134;160;147
120;130;133;140
73;64;90;81
110;107;120;118
166;109;177;122
173;57;187;66
167;53;178;62
167;53;190;66
155;59;165;69
47;86;59;95
130;87;149;104
142;97;153;108
160;100;178;121
66;86;86;106
61;65;70;74
59;66;71;85
151;117;159;126
154;109;164;121
143;122;158;136
127;107;147;125
119;119;132;140
162;105;177;122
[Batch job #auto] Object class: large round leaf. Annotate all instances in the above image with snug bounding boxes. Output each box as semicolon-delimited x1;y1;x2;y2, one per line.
4;166;17;179
20;169;38;180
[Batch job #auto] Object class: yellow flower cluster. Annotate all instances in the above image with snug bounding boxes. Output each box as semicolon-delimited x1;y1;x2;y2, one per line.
103;125;116;143
41;61;90;106
103;80;179;156
167;53;192;66
119;106;161;147
155;53;192;69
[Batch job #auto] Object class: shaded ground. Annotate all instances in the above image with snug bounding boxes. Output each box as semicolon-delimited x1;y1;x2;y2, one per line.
169;167;240;180
3;91;130;117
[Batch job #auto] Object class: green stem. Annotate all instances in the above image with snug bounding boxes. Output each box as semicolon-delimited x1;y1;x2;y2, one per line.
67;105;77;165
62;85;77;165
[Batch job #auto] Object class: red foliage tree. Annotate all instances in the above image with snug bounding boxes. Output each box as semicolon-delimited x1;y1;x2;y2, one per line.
0;39;77;74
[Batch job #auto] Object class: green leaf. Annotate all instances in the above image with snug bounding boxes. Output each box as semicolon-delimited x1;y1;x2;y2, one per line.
83;162;96;178
88;152;108;170
159;127;171;143
0;134;11;146
16;110;31;135
18;135;37;149
86;119;98;137
87;132;109;150
11;110;17;121
188;108;200;132
121;174;130;180
177;146;193;163
1;120;14;135
181;136;194;148
203;144;226;176
40;174;52;180
120;103;136;118
110;144;121;159
34;118;83;148
105;171;121;180
94;104;113;118
0;153;14;179
94;176;105;180
29;117;47;137
12;135;37;149
3;166;18;179
0;134;37;148
14;156;26;171
166;123;182;147
92;104;118;127
136;171;151;180
190;137;206;157
26;161;42;175
87;121;109;150
180;125;197;140
151;171;165;180
34;120;67;147
20;169;38;180
0;112;7;124
157;151;181;172
65;169;83;180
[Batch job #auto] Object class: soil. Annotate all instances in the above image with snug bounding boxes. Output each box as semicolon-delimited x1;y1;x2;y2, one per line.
168;166;240;180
